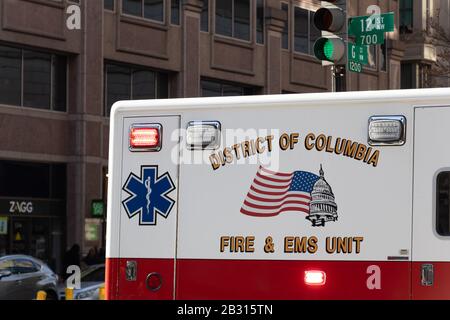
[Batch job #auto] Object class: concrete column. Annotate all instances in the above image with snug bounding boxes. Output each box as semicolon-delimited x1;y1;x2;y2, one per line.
388;39;405;89
67;0;104;254
265;7;286;94
181;0;203;97
388;0;405;89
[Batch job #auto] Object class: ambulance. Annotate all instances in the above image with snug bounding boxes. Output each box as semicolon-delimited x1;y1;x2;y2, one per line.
105;88;450;300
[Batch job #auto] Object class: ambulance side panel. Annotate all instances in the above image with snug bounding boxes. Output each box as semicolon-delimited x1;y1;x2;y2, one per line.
175;101;414;299
106;89;450;300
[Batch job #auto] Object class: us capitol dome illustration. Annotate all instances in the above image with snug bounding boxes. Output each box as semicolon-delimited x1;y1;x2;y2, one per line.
306;165;338;227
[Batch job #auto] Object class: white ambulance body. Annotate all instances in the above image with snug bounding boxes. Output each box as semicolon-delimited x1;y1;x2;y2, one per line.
106;88;450;300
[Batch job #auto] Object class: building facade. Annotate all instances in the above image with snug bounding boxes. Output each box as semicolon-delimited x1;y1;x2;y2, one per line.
400;0;450;88
0;0;415;274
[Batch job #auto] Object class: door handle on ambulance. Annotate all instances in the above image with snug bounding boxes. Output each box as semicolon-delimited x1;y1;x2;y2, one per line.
421;264;434;286
125;261;137;281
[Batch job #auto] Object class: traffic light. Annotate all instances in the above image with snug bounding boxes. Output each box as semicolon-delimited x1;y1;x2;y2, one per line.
313;0;347;66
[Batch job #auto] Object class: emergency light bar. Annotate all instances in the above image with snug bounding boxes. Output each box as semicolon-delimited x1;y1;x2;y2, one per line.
129;124;162;151
186;121;221;150
368;116;406;146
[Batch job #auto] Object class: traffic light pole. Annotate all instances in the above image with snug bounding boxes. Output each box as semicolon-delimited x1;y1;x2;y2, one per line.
331;66;336;92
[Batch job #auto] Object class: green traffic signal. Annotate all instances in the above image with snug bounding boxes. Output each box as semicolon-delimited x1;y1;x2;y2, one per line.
314;38;327;61
323;40;334;60
313;1;347;66
314;37;345;63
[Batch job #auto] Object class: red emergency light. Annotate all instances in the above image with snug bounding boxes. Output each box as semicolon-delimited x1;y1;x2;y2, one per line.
304;270;326;286
129;124;162;151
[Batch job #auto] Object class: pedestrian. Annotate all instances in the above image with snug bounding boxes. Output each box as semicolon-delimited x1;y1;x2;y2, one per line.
62;244;80;280
82;247;98;266
95;247;106;264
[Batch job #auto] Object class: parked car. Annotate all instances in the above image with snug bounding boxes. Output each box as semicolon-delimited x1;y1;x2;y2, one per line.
0;255;59;300
58;264;105;300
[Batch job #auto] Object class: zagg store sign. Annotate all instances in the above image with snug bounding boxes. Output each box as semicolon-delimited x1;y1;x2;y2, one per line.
9;201;33;214
0;198;64;217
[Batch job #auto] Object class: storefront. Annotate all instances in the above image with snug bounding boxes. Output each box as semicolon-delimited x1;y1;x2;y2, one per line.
0;161;66;274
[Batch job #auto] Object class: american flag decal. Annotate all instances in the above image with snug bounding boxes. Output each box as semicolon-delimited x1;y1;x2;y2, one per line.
240;166;321;217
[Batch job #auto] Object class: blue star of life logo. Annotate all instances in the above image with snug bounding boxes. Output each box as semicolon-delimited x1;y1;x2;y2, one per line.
122;166;176;226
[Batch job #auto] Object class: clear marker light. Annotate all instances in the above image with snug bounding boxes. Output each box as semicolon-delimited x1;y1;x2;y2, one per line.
186;121;221;150
304;270;326;286
368;116;406;145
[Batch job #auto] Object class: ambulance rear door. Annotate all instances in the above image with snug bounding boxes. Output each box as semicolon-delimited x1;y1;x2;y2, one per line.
110;114;180;300
413;106;450;299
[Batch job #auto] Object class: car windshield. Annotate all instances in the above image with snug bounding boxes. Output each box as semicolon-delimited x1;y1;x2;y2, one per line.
81;267;105;282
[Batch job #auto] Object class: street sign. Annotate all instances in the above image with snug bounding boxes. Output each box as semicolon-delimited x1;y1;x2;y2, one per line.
349;12;395;35
349;60;362;73
348;12;394;45
348;43;368;64
85;218;101;242
91;200;105;217
355;31;385;45
348;43;368;73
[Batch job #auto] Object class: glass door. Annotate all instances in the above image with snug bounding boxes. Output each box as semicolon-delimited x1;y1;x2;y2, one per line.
10;219;31;255
31;218;50;262
0;216;8;257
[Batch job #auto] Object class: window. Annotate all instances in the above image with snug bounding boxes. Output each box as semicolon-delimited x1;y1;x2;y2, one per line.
281;3;289;49
200;0;209;32
105;63;168;116
122;0;164;22
367;45;377;69
309;12;320;55
145;0;164;21
401;63;430;89
400;0;413;34
171;0;180;25
23;51;51;109
0;259;14;273
0;161;66;199
0;46;21;106
401;62;415;89
13;259;39;274
294;7;319;55
104;0;115;10
105;64;130;115
81;267;105;282
380;39;388;72
215;0;250;41
133;70;156;99
256;0;264;44
294;7;308;53
201;79;255;97
365;40;388;72
123;0;142;16
52;55;68;112
0;45;66;111
437;172;450;236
